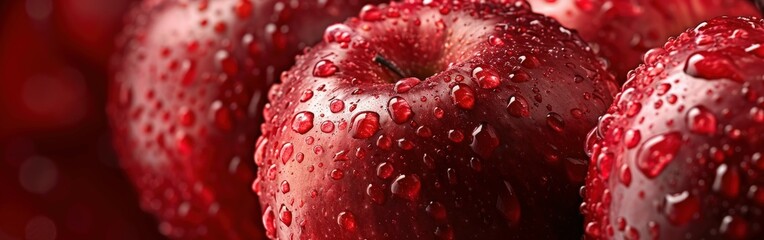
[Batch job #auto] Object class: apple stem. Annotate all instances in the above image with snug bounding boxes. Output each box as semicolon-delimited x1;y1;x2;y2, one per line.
374;54;406;79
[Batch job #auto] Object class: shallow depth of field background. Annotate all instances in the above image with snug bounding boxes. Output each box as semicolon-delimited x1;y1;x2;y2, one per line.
0;0;166;239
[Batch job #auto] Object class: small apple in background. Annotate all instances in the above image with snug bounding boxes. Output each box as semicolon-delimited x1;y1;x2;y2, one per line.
527;0;760;83
583;16;764;239
107;0;386;239
253;0;618;239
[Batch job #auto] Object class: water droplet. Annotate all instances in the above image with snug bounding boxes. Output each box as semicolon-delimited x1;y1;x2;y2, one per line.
350;112;380;139
684;51;741;82
279;205;292;226
216;50;238;75
330;99;345;113
546;112;565;132
426;201;448;222
497;181;521;225
510;70;531;83
519;55;541;68
234;0;253;19
330;169;344;180
291;111;315;134
262;206;276;238
433;107;445;119
211;101;233;131
391;174;421;201
619;165;632;187
394;77;421;93
451;84;476;110
318;120;335;133
280;143;293;164
664;191;700;225
388;97;413;124
472;65;501;89
448;129;464;143
179;107;195;126
471;123;500;158
359;5;383;21
507;95;530;117
624;129;641;149
367;184;386;204
300;90;314;102
337;211;357;231
488;35;504;46
377;162;393;179
687;106;717;135
713;164;740;198
314;60;338;77
720;215;749;239
637;132;682;178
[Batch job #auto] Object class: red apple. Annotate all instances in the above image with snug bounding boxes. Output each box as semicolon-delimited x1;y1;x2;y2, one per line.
107;0;385;238
527;0;760;82
253;0;618;238
582;16;764;239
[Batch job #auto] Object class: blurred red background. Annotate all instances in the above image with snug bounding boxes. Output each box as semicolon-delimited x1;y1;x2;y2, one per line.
0;0;165;239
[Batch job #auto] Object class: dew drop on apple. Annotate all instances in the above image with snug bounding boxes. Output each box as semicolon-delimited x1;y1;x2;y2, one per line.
510;70;530;83
215;50;238;76
619;164;632;187
720;215;749;238
291;111;315;134
181;60;196;85
350;112;380;139
451;84;476;110
262;206;276;238
624;129;641;149
433;107;444;119
636;132;682;178
488;35;504;46
684;51;741;82
471;123;500;158
687;106;717;135
507;95;530;117
394;77;420;93
321;120;335;133
330;169;344;180
376;134;392;150
750;107;764;122
300;90;314;102
391;174;421;201
337;211;357;232
359;5;383;21
472;65;501;89
388;97;413;124
178;107;195;126
435;225;455;240
280;143;294;164
175;132;193;155
330;99;345;113
664;191;700;225
234;0;253;19
597;152;613;179
519;55;540;69
426;201;448;222
313;59;338;77
448;129;464;143
367;184;386;204
713;164;740;198
211;101;233;131
279;205;292;226
376;162;393;179
497;180;521;225
546;112;565;132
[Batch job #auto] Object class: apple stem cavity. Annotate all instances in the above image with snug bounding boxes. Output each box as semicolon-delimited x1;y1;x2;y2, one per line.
374;54;407;79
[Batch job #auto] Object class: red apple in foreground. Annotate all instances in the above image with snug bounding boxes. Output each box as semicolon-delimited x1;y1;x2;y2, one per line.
583;16;764;239
253;0;618;238
107;0;384;238
527;0;760;82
